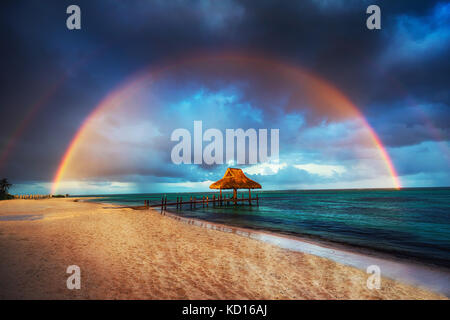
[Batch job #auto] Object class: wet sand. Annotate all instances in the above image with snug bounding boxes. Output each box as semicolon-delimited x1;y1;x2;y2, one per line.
0;198;446;299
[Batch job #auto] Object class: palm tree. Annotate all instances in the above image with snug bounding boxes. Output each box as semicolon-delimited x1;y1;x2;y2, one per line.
0;178;12;196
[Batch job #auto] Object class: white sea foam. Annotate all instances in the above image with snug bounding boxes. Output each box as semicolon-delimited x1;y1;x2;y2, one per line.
252;231;450;296
164;210;450;296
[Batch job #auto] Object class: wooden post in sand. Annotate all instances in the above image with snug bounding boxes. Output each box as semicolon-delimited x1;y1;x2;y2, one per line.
194;197;196;209
206;196;209;207
180;197;182;210
176;197;179;209
190;197;193;210
161;197;164;213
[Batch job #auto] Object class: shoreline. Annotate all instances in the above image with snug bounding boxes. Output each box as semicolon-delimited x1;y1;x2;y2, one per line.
157;208;450;297
85;196;450;297
83;196;450;271
0;198;447;299
84;198;450;297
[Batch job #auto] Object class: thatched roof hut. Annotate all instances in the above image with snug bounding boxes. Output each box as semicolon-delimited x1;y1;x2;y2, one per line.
210;168;261;199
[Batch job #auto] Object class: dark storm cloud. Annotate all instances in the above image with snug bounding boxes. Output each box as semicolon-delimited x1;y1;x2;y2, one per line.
369;102;450;148
0;0;448;185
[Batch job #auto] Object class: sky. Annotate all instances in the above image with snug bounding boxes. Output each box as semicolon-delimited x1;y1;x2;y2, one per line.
0;0;449;195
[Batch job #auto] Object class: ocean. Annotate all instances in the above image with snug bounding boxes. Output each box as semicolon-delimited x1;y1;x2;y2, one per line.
81;187;450;269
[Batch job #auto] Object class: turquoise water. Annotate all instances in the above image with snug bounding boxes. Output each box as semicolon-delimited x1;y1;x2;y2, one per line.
82;188;450;268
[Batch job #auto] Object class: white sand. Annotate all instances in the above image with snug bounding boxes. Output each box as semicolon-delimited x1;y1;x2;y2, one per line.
0;198;446;299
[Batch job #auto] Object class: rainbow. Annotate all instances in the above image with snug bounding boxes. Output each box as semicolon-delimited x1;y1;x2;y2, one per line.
0;48;106;171
0;80;63;170
51;53;401;194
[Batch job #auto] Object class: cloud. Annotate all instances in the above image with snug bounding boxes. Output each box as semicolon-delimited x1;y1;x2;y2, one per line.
293;163;346;177
382;2;450;65
366;102;450;148
0;0;448;192
243;162;288;175
391;140;450;176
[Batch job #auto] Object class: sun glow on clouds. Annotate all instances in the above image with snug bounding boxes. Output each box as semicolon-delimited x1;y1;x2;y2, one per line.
161;180;215;192
57;181;137;194
243;162;288;175
293;163;346;177
14;181;138;195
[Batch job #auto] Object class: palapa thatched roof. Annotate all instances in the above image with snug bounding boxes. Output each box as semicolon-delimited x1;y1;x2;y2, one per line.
209;168;262;190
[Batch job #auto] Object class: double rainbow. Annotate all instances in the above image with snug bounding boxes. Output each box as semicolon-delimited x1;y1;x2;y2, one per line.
51;53;401;193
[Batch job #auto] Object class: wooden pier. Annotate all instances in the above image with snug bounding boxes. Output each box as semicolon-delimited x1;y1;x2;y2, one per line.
139;168;263;213
142;193;259;213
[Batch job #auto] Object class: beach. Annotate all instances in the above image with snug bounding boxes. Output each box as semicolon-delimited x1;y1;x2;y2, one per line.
0;198;446;300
